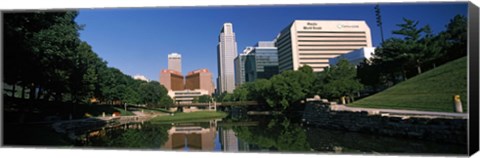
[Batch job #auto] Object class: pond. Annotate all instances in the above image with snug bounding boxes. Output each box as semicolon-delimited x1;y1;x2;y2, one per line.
76;114;467;155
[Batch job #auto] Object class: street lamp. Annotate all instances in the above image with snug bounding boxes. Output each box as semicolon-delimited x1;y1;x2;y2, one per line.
375;4;385;43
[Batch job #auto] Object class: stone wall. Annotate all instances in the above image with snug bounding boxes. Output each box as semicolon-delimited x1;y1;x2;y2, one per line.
302;102;467;145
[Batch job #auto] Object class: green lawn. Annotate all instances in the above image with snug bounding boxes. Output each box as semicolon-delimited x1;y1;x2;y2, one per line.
150;111;227;122
350;57;468;112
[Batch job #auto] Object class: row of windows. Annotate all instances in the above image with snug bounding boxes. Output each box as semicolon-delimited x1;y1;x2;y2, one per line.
298;40;367;42
298;48;357;51
278;55;293;66
279;63;293;71
296;31;366;34
275;36;292;48
297;35;366;38
300;61;330;65
299;57;336;60
298;44;368;47
278;50;293;63
299;53;346;56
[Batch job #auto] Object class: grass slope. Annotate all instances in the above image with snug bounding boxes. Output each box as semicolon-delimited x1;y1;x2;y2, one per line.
350;57;467;112
150;111;227;122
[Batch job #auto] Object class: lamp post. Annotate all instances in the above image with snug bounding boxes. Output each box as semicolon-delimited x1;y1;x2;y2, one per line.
375;4;385;43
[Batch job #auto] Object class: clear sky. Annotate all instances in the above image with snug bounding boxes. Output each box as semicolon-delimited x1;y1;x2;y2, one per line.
75;2;467;83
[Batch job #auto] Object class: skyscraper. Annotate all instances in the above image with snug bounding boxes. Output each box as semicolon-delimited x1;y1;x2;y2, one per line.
275;20;372;72
244;41;279;82
217;23;238;93
168;52;182;73
234;47;253;87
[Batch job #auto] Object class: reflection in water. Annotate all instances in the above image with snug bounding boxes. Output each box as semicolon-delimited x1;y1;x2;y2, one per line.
161;120;218;151
79;115;466;155
218;128;238;152
83;122;170;149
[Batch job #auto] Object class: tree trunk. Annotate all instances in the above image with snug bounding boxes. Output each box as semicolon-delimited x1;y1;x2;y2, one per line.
36;86;42;100
340;96;346;104
417;65;422;74
11;83;16;98
21;85;26;99
29;83;36;100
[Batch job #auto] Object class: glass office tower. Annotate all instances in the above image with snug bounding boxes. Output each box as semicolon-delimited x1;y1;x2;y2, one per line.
244;41;279;82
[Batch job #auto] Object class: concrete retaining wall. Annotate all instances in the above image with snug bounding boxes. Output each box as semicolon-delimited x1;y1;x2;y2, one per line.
302;102;467;145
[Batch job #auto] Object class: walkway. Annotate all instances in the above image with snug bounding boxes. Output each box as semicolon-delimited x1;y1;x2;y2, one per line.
332;104;468;119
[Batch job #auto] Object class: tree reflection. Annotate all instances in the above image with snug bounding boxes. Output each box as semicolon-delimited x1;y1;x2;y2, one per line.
83;122;170;149
231;116;310;152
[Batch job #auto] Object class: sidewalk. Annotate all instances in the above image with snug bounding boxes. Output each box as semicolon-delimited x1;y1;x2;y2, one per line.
332;104;468;119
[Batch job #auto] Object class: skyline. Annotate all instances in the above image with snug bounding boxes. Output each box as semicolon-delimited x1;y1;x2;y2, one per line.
74;2;467;83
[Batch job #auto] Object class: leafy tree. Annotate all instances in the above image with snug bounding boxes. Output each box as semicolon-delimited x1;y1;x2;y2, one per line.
320;59;363;104
356;59;382;91
438;15;467;62
4;11;82;101
197;95;212;103
265;65;316;110
139;81;168;108
222;93;234;102
159;96;173;108
4;11;174;111
232;86;249;102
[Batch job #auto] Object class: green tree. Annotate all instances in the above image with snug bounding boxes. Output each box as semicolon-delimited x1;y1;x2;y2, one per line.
232;86;249;102
197;95;212;103
321;59;363;104
265;65;316;110
4;11;83;101
139;81;168;108
438;15;467;62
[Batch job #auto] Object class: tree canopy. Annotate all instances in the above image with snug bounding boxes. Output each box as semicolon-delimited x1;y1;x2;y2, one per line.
357;15;467;92
4;11;172;108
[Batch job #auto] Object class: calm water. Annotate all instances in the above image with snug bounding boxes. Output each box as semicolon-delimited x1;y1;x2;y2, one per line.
77;114;467;155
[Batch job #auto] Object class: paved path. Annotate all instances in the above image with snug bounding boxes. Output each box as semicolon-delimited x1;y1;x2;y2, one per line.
332;104;468;118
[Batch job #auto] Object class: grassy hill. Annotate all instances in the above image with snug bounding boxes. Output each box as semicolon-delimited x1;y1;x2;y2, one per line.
350;57;467;112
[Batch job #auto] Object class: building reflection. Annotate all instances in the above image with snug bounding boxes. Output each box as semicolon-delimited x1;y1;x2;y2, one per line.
218;127;253;152
161;120;218;151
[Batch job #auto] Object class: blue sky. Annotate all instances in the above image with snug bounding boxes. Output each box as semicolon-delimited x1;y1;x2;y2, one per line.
75;2;467;83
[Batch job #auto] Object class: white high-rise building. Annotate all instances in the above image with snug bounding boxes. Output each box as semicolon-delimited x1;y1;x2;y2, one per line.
168;52;182;73
275;20;372;72
217;23;238;93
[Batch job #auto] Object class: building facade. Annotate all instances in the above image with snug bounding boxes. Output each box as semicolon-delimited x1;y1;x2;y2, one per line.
244;41;279;82
159;69;184;91
185;69;215;95
168;89;210;104
329;47;376;66
275;20;372;72
168;52;182;73
217;23;238;93
234;47;253;87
